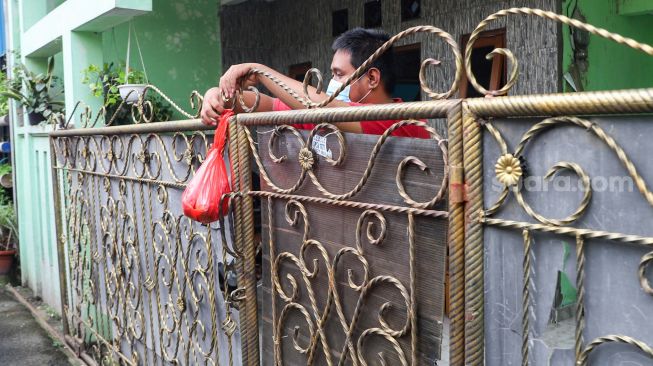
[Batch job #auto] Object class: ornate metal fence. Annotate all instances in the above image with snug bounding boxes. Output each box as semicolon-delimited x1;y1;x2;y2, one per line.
247;108;453;365
467;93;653;366
48;7;653;366
50;121;247;366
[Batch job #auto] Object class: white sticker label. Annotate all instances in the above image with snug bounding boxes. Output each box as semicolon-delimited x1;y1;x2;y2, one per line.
311;135;333;159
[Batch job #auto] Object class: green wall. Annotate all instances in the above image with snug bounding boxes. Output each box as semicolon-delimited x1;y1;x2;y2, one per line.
101;0;221;119
562;0;653;91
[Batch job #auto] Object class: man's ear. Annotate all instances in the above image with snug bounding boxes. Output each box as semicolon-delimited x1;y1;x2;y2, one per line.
366;67;382;89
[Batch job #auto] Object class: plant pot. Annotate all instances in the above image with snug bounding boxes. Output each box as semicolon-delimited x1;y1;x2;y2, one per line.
0;141;11;153
0;173;12;188
28;111;45;125
0;250;15;275
118;84;148;104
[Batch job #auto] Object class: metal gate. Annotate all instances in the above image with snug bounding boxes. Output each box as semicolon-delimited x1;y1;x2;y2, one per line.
49;7;653;366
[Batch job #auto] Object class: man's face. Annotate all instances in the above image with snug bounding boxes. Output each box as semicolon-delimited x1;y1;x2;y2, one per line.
330;50;368;102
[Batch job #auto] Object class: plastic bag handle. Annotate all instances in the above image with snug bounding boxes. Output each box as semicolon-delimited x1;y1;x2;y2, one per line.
213;109;234;154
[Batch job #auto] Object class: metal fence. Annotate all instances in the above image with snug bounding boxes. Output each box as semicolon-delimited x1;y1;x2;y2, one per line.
48;7;653;366
50;121;244;366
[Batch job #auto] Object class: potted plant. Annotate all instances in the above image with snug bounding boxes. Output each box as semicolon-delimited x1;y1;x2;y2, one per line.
117;68;148;104
1;57;64;125
0;195;17;275
118;22;150;104
82;62;172;124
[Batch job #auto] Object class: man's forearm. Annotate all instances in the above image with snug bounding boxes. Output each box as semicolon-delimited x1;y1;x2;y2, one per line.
249;63;347;109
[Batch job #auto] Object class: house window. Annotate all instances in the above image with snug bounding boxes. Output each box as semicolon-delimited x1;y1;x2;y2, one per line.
332;9;348;37
392;43;421;102
401;0;420;21
460;29;507;98
364;1;383;28
288;62;312;82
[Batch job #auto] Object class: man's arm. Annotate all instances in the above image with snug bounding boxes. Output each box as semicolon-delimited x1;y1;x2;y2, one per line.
203;63;362;133
219;63;345;109
218;63;363;133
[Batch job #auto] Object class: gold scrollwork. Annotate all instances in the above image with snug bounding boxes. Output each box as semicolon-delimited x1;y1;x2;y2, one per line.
53;129;238;365
245;120;447;208
481;114;653;364
270;200;415;365
485;116;653;226
639;251;653;296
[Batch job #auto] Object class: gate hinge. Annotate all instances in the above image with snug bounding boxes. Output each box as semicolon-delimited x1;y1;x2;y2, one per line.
450;165;468;204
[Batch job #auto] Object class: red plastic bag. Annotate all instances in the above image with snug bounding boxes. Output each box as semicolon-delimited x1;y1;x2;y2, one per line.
182;110;234;223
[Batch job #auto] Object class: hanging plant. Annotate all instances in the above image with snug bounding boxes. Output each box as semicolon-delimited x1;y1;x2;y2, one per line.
82;63;172;124
117;21;149;104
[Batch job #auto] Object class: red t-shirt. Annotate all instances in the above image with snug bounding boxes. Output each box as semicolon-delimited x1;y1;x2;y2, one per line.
272;98;430;139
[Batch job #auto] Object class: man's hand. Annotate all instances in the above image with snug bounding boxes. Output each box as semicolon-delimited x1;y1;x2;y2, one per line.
201;87;226;126
219;63;258;99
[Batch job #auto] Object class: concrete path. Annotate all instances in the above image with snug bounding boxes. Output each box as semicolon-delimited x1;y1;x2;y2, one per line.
0;286;72;366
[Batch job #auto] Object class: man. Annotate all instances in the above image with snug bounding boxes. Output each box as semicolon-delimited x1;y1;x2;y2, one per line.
201;28;428;138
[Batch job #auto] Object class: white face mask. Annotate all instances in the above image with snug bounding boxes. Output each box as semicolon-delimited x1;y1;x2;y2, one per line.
326;78;352;102
325;74;370;103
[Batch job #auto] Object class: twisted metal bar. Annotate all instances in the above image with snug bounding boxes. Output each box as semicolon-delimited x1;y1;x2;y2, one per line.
521;229;532;366
232;117;260;365
408;212;418;365
138;85;203;119
267;197;282;366
250;191;448;218
577;335;653;365
465;7;653;96
236;99;455;126
466;88;653;117
575;234;586;365
447;101;466;366
481;217;653;247
54;166;187;190
462;103;484;365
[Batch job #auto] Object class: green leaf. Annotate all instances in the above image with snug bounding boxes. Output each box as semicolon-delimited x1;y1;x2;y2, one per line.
0;90;27;103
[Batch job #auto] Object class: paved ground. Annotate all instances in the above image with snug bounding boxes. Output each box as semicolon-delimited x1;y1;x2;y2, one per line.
0;286;72;366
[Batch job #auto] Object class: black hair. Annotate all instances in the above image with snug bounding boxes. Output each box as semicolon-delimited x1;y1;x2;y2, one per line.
332;27;396;93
